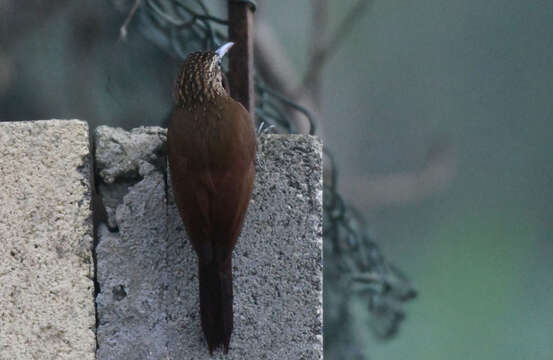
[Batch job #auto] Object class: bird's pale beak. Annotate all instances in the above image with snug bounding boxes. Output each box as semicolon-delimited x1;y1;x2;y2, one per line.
215;42;234;58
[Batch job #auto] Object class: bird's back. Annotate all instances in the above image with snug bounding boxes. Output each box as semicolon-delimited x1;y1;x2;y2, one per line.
167;95;256;262
168;96;255;173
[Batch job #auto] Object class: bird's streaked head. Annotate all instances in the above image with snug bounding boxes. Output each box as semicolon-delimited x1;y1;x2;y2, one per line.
175;42;234;107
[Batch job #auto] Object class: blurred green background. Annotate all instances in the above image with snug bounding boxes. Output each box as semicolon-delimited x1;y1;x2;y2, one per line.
264;1;553;358
1;0;552;359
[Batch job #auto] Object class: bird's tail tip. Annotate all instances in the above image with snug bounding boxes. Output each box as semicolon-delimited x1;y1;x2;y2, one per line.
199;259;233;354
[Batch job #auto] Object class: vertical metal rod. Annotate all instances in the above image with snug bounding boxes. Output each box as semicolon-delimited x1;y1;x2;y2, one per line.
228;1;255;116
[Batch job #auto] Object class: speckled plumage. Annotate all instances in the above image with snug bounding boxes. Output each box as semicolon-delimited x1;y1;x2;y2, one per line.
167;46;256;354
174;51;227;107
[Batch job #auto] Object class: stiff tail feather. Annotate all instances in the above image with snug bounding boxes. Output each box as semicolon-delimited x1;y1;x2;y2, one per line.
199;258;233;354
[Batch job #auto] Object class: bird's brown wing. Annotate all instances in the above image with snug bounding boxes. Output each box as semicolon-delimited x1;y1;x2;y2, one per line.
168;106;215;262
167;98;256;264
206;97;256;263
208;159;255;263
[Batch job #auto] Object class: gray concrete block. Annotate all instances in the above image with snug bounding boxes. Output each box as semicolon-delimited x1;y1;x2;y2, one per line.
0;120;96;360
94;127;170;360
94;126;323;359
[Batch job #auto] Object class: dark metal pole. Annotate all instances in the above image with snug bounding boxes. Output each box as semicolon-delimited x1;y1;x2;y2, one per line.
228;1;255;116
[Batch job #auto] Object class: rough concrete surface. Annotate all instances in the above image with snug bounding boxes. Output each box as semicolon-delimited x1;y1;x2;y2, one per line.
0;120;96;360
94;126;323;359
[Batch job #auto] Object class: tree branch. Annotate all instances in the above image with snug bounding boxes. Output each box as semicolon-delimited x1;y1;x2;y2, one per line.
254;21;319;134
298;0;373;97
119;0;141;40
307;0;328;107
344;142;457;209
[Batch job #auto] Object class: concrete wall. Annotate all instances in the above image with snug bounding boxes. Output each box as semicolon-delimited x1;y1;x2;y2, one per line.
94;126;323;359
0;120;96;360
0;120;323;359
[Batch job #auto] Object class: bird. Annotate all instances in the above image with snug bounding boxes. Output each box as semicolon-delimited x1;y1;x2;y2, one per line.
167;42;256;354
